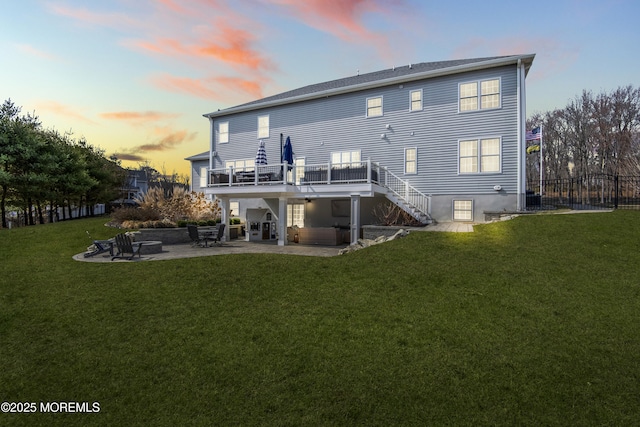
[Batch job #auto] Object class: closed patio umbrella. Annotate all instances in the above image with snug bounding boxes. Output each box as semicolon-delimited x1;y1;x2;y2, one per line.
255;140;267;165
282;136;293;170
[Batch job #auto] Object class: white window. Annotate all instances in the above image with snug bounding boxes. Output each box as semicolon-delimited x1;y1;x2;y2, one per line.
229;201;239;217
453;200;473;221
199;166;207;188
405;148;417;174
331;150;361;167
459;138;501;174
287;204;304;228
459;78;500;112
257;115;269;138
410;89;422;112
366;96;383;117
218;121;229;144
225;158;255;172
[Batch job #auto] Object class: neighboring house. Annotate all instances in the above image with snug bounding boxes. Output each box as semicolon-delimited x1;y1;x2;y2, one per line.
113;169;149;206
187;54;535;245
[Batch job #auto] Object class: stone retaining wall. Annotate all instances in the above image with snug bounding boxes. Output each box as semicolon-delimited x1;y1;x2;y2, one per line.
135;228;191;244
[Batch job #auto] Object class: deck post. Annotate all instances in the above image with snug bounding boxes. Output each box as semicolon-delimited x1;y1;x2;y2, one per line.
350;195;361;245
219;197;230;242
278;197;287;246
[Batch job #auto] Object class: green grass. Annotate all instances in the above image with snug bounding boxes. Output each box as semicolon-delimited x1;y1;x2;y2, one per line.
1;212;640;426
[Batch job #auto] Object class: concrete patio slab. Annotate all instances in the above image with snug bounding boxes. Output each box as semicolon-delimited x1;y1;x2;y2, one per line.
72;221;477;262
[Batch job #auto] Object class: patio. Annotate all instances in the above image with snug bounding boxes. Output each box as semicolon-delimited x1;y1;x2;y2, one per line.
73;239;347;262
73;222;475;262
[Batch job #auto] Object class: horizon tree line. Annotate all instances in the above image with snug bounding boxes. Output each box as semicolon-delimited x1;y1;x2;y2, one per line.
526;85;640;185
1;99;192;228
1;99;126;228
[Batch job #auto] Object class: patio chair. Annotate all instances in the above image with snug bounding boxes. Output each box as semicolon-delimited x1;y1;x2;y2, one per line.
211;223;225;246
84;231;114;258
111;233;144;261
187;224;217;247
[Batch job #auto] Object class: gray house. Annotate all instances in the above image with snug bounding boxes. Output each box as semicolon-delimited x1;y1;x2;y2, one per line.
187;54;535;245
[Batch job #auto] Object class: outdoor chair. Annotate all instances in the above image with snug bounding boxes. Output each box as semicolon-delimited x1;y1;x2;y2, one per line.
211;223;225;246
84;231;114;258
187;224;217;247
111;233;144;261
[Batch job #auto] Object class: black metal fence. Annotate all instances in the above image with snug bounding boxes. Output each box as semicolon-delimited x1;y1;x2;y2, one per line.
526;175;640;210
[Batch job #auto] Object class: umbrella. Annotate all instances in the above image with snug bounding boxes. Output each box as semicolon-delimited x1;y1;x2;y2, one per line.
282;136;293;170
255;140;267;165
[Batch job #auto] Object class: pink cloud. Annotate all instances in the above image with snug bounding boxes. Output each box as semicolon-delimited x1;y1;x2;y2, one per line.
100;111;181;124
265;0;409;61
196;21;274;71
46;3;138;28
128;24;274;72
151;74;221;100
269;0;386;40
136;129;198;152
35;100;96;124
14;44;58;61
151;73;265;101
112;127;198;162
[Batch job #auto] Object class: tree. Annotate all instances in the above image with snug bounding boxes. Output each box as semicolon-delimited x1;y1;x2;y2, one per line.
0;99;132;227
0;99;42;227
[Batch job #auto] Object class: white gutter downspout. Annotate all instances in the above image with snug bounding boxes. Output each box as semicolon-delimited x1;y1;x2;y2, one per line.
516;59;524;211
209;117;215;171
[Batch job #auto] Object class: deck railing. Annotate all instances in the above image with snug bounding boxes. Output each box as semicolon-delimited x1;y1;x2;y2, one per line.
375;163;431;217
208;160;379;187
206;159;430;219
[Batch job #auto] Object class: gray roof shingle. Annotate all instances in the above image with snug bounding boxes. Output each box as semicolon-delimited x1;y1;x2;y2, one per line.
204;54;534;117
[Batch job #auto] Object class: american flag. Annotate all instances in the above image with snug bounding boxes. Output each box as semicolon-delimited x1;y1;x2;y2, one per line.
526;126;542;141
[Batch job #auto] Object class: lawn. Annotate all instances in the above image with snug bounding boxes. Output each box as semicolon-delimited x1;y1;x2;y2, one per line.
1;211;639;426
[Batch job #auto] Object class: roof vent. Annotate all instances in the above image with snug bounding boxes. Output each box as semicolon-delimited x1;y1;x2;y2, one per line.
409;63;412;69
357;69;359;76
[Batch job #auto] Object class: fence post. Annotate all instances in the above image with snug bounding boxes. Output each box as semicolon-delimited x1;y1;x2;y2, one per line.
569;179;573;207
614;175;619;209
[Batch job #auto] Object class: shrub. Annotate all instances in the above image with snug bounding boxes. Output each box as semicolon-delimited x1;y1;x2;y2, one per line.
111;187;221;227
111;206;160;223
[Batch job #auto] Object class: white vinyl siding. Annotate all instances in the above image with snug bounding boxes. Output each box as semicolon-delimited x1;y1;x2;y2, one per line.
459;78;501;112
405;147;417;174
409;89;422;112
366;96;383;117
257;115;269;138
453;200;473;221
459;138;501;174
218;121;229;143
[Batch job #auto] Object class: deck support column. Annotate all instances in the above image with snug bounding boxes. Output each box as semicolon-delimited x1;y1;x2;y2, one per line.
350;195;361;245
219;197;230;242
278;197;287;246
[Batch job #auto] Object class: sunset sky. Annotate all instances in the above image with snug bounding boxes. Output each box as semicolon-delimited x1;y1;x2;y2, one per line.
2;0;638;177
